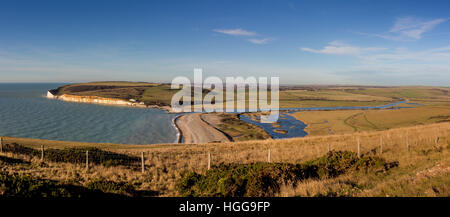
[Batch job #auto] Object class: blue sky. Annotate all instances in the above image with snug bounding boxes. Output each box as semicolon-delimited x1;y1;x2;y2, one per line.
0;0;449;85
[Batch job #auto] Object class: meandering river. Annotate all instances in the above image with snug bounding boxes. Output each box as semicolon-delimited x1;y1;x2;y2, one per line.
239;100;410;139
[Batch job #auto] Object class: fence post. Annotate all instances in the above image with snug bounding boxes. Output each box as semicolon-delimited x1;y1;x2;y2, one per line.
406;132;410;152
86;150;89;171
207;151;211;170
357;138;360;158
40;145;44;162
380;136;383;155
141;152;145;173
328;143;331;152
268;149;271;163
0;137;3;153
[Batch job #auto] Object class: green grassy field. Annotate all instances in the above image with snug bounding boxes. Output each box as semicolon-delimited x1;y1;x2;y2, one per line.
278;88;395;108
345;86;450;105
52;82;177;106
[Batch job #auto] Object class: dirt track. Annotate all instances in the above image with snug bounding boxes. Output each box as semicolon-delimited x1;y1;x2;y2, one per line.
175;113;230;144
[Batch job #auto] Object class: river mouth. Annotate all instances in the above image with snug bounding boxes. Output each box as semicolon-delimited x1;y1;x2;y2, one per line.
239;99;413;139
239;112;308;139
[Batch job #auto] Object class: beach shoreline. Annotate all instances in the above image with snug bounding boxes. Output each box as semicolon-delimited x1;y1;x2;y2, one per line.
172;115;183;143
174;113;231;144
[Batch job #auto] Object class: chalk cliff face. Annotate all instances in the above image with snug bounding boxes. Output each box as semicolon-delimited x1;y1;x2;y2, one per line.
46;91;57;99
46;90;140;107
46;90;173;112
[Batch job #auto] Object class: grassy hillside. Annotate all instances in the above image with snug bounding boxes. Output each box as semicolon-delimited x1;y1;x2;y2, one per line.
51;82;177;106
345;86;450;106
1;122;449;197
278;88;395;108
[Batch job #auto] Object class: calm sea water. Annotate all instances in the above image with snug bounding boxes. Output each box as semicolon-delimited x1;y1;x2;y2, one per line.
0;83;178;144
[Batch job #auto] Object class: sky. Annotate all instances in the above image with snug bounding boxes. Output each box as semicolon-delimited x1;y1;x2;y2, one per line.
0;0;449;85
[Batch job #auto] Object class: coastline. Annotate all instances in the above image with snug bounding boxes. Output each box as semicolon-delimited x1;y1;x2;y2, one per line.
174;113;230;144
172;115;184;143
48;90;229;144
46;89;411;144
47;89;182;144
46;90;172;112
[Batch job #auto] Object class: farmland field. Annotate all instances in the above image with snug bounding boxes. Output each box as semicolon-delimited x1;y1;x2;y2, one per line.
292;106;450;136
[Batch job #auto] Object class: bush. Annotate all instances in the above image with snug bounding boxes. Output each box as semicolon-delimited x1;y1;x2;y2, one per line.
3;143;140;167
176;151;398;197
0;173;121;197
2;143;39;156
44;147;140;167
177;163;317;197
0;155;29;165
86;178;135;195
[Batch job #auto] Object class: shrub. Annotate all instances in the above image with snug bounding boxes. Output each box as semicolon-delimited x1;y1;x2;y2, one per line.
176;151;398;197
86;178;135;195
2;143;140;167
43;147;140;167
0;155;29;165
2;143;39;156
0;173;120;197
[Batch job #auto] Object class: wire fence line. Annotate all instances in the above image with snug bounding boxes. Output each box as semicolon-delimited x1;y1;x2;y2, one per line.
0;126;448;174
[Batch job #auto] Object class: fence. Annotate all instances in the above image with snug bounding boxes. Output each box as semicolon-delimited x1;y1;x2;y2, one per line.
0;124;448;174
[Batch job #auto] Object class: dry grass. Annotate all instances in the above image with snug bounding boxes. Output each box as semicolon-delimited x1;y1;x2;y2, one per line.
292;110;361;135
277;157;450;197
1;122;449;196
292;106;450;136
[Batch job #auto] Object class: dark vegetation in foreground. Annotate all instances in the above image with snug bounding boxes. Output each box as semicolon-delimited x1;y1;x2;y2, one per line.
0;172;157;197
2;143;140;167
176;151;399;197
1;147;398;197
0;173;124;197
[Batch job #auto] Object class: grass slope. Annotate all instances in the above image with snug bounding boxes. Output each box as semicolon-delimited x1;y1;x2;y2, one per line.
1;122;448;196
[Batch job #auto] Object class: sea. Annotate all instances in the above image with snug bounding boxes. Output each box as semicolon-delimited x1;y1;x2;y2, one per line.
0;83;179;144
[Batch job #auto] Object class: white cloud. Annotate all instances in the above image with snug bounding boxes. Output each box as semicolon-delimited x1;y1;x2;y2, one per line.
390;17;446;39
213;28;273;44
359;45;450;63
301;41;387;56
342;63;450;86
359;16;447;41
248;38;271;44
212;28;257;36
300;40;450;85
302;41;450;63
